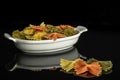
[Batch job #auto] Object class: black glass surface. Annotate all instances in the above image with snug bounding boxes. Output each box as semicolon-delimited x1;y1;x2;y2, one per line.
1;27;120;80
6;47;86;71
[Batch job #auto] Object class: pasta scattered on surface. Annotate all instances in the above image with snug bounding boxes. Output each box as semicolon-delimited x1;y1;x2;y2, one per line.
60;58;80;72
60;58;113;78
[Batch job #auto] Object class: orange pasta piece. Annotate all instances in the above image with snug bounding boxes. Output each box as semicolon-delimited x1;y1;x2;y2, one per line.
87;62;102;76
31;26;46;31
43;33;66;40
74;60;102;76
74;60;88;75
57;25;74;30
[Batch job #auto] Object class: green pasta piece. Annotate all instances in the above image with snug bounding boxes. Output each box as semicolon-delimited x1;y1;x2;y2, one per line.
63;28;78;36
87;58;113;74
99;61;113;72
12;30;26;39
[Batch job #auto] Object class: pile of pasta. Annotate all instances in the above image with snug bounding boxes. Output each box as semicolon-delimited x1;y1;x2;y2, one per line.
60;58;113;78
12;22;78;40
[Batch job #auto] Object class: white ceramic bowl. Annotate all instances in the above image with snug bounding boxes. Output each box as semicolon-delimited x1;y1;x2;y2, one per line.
4;26;88;54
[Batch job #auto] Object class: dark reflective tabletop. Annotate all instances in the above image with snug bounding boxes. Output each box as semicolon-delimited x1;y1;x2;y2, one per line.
1;28;120;80
6;47;87;71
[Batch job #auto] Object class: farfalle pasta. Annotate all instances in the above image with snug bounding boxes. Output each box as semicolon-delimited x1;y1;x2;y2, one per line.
60;58;113;78
12;22;78;40
74;59;102;76
60;58;80;72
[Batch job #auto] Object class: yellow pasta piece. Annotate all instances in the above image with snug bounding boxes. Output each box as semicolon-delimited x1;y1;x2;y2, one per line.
25;32;47;40
23;27;35;35
60;58;80;72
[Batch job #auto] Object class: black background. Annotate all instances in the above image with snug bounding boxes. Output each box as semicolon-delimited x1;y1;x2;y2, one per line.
1;1;120;30
0;1;120;80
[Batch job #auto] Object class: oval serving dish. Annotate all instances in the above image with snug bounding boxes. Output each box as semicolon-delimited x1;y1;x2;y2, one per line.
4;26;88;54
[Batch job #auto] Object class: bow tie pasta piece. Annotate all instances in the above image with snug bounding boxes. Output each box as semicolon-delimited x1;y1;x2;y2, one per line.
99;61;113;73
74;59;88;75
60;58;80;72
43;33;66;41
87;58;113;74
74;59;102;76
25;32;47;40
87;62;102;76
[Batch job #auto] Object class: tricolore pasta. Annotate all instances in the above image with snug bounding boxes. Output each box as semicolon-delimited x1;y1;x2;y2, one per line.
12;22;78;40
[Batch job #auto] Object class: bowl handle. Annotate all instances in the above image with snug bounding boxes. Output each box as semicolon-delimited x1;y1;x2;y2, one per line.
4;33;16;42
76;26;88;33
